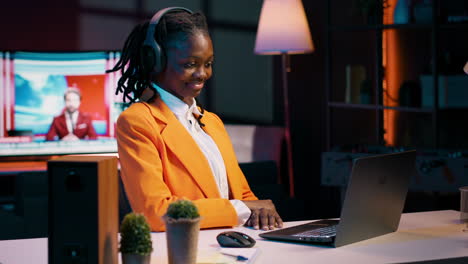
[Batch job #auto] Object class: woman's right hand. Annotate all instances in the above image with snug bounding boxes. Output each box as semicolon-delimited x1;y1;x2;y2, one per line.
242;199;283;230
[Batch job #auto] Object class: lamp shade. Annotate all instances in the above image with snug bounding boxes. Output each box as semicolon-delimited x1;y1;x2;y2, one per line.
255;0;314;55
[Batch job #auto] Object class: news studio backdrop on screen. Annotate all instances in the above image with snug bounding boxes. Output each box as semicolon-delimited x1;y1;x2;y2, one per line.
0;51;126;156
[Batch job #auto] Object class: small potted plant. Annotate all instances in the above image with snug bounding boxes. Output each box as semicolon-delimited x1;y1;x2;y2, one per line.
120;212;153;264
164;200;201;264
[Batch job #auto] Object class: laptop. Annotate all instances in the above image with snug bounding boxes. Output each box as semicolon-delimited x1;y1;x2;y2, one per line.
259;150;417;247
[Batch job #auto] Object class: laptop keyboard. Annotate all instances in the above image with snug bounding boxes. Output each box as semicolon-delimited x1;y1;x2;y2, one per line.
292;225;337;238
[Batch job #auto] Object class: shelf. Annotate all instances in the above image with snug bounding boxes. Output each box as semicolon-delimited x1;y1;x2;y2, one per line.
438;23;468;29
329;22;468;32
328;102;434;113
329;23;433;32
326;0;468;150
0;161;47;175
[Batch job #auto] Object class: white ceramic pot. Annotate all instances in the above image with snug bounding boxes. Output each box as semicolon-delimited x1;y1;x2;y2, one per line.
164;217;201;264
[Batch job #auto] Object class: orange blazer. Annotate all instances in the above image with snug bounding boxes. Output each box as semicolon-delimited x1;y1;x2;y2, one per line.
116;98;257;231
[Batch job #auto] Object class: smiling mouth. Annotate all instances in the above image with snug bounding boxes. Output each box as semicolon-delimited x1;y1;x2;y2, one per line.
187;81;204;90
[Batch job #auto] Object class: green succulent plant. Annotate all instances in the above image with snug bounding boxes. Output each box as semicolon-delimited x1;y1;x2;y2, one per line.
119;213;153;256
166;200;200;220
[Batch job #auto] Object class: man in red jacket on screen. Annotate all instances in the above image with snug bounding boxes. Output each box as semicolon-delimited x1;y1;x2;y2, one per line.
46;87;97;141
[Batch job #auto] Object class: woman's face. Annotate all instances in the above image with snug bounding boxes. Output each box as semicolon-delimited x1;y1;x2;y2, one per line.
156;32;214;105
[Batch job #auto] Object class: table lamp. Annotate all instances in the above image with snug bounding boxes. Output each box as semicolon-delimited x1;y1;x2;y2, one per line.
254;0;314;197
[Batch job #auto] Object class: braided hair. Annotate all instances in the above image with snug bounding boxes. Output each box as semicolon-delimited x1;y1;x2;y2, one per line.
107;10;209;126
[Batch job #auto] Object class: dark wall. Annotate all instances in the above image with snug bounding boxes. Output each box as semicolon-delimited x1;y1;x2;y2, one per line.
287;1;341;218
0;1;79;51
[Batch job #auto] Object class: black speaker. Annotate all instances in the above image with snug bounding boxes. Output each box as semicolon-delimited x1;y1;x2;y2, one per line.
48;155;118;264
140;6;193;74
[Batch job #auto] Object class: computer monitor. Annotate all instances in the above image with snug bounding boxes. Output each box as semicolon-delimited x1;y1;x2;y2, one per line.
0;51;126;156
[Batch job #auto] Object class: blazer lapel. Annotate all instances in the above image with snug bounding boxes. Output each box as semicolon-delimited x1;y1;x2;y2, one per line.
58;114;70;133
202;115;242;198
76;112;83;126
147;99;221;198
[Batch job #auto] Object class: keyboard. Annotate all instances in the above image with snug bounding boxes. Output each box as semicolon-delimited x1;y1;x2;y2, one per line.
292;225;337;238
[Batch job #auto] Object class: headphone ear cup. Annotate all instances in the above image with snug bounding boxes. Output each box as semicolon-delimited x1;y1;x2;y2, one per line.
143;7;193;74
152;41;164;74
140;45;156;75
161;51;166;72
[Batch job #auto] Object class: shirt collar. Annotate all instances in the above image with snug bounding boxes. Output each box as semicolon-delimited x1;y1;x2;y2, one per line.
153;83;203;118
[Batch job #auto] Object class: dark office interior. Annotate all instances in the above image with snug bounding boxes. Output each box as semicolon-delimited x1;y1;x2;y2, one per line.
1;0;467;242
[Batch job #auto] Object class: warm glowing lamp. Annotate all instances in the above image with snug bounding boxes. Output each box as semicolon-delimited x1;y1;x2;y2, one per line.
255;0;314;197
255;0;314;55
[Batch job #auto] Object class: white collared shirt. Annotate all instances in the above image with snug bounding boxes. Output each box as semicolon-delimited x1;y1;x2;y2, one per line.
154;84;251;225
65;111;78;133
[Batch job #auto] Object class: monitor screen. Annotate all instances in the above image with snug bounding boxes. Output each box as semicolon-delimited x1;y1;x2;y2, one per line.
0;51;125;156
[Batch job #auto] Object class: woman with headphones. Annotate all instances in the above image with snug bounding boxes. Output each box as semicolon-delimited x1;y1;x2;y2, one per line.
107;7;283;232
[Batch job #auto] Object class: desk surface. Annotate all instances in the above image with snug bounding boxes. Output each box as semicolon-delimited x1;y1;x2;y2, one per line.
0;210;467;264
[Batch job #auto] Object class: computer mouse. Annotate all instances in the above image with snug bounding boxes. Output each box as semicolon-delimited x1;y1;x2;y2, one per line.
216;231;256;248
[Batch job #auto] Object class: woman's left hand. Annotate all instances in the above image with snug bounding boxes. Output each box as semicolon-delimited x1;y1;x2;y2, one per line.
242;199;283;230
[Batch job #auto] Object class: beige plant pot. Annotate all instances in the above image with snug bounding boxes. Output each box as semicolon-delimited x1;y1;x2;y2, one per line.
121;254;150;264
164;216;201;264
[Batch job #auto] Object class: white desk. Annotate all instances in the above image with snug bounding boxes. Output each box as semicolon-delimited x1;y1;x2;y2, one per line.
1;210;467;264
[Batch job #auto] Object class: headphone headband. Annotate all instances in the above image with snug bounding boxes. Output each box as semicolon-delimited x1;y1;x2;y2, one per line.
144;7;193;47
141;7;194;74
